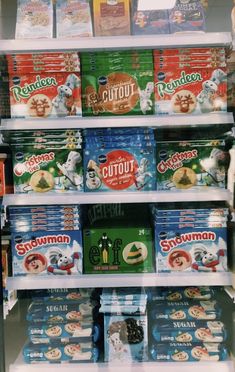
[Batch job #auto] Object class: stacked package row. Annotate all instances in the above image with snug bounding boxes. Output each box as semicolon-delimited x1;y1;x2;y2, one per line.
0;56;10;119
8;204;83;276
83;127;156;192
7;52;81;119
5;129;83;194
23;288;101;363
152;202;229;273
99;287;149;362
148;286;228;362
154;47;227;115
15;0;207;40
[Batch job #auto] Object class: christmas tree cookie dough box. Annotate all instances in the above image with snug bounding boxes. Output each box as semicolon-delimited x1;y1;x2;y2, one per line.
9;72;81;118
83;226;154;274
11;230;83;276
82;69;154;116
84;145;156;192
104;314;148;362
156;140;230;191
12;147;83;193
155;225;227;273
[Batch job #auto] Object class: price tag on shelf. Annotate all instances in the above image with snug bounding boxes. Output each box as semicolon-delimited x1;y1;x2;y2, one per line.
138;0;176;11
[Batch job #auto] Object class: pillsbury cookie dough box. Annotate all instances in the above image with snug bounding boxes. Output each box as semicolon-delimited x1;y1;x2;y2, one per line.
12;146;83;193
155;223;228;273
11;230;83;276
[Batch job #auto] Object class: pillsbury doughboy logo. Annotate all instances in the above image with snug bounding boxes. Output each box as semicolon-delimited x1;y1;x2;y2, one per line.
13;152;55;176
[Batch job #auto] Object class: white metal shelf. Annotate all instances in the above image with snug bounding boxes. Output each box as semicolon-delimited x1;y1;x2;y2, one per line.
6;272;232;291
2;189;232;206
1;112;234;130
9;353;235;372
0;33;232;54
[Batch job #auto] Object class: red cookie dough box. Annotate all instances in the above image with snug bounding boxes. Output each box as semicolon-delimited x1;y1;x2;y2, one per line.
9;72;81;118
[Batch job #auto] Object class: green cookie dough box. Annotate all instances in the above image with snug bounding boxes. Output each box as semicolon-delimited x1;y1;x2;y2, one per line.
83;227;154;274
12;146;83;193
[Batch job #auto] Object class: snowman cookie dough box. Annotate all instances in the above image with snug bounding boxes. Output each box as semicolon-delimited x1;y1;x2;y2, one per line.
11;230;83;276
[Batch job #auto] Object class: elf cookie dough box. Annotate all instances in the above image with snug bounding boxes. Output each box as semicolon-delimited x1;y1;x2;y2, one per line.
83;204;154;274
11;230;83;276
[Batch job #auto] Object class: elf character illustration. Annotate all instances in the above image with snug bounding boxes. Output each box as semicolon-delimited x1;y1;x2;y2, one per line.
98;233;112;264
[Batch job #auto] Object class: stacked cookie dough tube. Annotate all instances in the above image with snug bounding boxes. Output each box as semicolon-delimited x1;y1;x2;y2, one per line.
148;287;228;362
23;288;101;363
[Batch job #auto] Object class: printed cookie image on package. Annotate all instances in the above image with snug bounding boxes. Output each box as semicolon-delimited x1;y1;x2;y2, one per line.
154;67;227;115
156;140;230;191
11;230;83;276
12;147;83;193
15;0;53;39
169;0;206;33
9;72;81;118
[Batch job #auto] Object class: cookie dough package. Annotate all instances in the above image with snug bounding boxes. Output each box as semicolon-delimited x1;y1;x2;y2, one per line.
148;286;214;301
81;56;155;116
131;0;170;35
93;0;131;36
151;320;227;343
150;342;228;362
150;300;221;321
154;65;227;115
56;0;93;38
104;314;148;362
9;72;81;118
12;147;83;194
156;139;230;191
169;0;206;33
23;341;99;363
11;230;83;276
155;225;227;273
15;0;53;39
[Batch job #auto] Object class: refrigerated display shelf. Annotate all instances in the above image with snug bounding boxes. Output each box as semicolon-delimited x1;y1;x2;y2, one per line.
2;189;232;206
9;354;235;372
0;33;232;54
6;272;232;290
1;113;234;130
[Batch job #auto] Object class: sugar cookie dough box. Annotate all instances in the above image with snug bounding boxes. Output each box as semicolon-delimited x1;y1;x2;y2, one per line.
84;146;156;192
104;314;148;362
11;230;83;276
23;341;99;363
150;342;228;362
9;72;81;118
154;66;227;115
149;286;214;301
83;227;154;274
12;147;83;193
156;140;230;191
151;320;227;343
82;69;154;116
155;225;227;273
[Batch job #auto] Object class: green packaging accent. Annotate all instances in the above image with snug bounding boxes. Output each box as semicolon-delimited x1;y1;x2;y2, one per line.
83;227;154;274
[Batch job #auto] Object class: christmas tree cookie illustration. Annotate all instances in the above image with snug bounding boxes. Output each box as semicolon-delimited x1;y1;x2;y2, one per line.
29;170;55;192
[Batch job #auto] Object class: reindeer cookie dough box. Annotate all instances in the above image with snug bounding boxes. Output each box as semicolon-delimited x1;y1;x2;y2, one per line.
11;230;83;276
9;72;81;118
156;139;230;191
12;147;83;193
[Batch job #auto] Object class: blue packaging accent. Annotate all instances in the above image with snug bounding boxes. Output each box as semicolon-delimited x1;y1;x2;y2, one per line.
148;287;214;301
